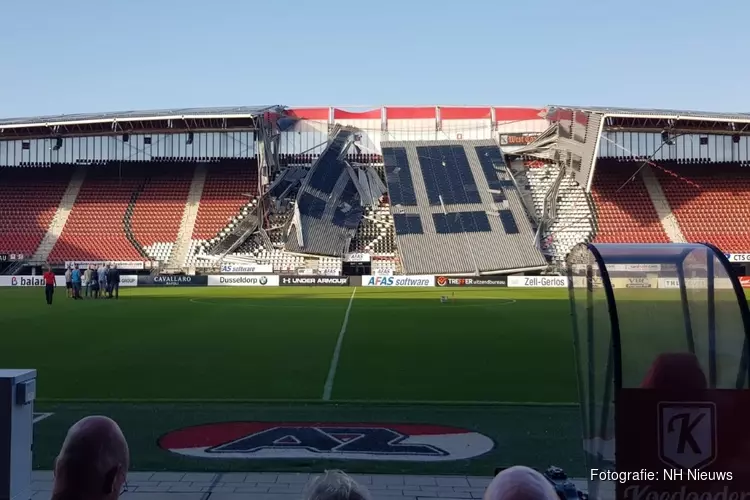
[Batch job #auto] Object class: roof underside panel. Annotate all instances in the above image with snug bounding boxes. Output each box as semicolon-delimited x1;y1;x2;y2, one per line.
380;139;546;275
0;106;282;128
548;105;750;122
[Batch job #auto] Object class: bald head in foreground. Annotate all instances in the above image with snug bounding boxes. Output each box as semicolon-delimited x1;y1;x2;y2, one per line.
484;466;558;500
53;416;129;500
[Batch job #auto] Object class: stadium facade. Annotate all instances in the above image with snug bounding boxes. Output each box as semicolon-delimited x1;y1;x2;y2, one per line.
1;105;749;280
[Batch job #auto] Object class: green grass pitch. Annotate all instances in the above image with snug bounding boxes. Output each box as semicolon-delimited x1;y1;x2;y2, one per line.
1;286;577;403
2;285;746;475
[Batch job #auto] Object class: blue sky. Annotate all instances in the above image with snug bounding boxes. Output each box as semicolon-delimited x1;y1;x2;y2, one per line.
1;0;747;118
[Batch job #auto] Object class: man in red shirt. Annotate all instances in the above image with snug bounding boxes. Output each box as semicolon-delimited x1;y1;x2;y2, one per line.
43;266;56;305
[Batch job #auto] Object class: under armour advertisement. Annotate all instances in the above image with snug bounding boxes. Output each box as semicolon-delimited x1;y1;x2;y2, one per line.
280;276;350;286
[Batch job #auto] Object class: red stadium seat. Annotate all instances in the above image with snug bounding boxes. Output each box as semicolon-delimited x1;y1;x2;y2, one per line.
591;161;671;244
48;162;191;263
655;162;750;253
0;166;73;256
191;159;259;240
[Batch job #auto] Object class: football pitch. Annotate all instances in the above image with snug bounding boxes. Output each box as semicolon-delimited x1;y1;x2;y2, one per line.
1;285;745;475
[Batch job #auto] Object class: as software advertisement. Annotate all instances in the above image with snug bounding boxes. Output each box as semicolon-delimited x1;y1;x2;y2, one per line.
362;275;435;287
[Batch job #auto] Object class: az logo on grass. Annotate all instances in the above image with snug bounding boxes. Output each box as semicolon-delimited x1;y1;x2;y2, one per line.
158;422;494;462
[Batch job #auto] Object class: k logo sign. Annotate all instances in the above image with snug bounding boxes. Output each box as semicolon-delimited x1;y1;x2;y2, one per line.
658;402;717;470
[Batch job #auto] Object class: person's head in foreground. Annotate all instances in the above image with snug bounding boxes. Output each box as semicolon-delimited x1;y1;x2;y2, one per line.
484;466;558;500
53;416;129;500
305;470;371;500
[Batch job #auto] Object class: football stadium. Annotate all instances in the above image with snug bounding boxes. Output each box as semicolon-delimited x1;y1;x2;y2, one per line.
2;105;750;491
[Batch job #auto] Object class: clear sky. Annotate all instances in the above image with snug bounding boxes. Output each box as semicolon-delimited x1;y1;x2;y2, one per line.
1;0;748;118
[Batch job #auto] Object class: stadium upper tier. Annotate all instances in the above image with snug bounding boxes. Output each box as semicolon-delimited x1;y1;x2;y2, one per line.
3;104;750;271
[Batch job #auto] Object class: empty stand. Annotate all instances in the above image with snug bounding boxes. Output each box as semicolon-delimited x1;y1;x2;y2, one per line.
130;165;192;262
0;166;73;256
371;256;398;275
525;162;594;261
350;199;396;254
49;163;191;262
192;159;259;240
655;162;750;252
591;160;670;244
416;145;481;205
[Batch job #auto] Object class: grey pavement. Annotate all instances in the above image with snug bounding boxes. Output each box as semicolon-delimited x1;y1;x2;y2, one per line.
28;471;600;500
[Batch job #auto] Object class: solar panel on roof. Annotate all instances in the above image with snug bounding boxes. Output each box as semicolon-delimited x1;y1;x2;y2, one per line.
499;210;519;234
474;145;504;192
383;147;418;206
299;192;327;219
433;211;491;234
332;179;362;228
416;145;480;205
393;213;423;235
308;152;343;194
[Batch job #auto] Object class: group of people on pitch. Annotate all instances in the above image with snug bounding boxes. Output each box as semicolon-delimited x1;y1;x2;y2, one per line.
42;264;121;304
52;416;562;500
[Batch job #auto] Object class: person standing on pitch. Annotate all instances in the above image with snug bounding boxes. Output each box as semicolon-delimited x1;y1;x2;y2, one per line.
83;266;93;299
65;266;73;299
90;270;100;298
107;264;120;299
43;266;56;305
71;265;82;300
97;264;107;299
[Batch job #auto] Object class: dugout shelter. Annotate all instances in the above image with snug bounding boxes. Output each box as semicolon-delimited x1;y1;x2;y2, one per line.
566;243;750;500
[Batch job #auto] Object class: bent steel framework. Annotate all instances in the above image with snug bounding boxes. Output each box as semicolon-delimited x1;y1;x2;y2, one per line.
566;243;750;499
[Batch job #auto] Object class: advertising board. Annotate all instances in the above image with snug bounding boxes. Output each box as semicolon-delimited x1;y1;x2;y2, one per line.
435;276;507;287
499;133;540;147
343;253;371;263
610;277;656;289
507;276;568;288
607;263;662;272
0;253;24;262
727;254;750;263
65;261;145;270
0;276;66;287
207;275;279;287
280;276;350;286
219;263;273;274
362;275;435;287
138;275;208;287
119;275;138;287
658;277;734;290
